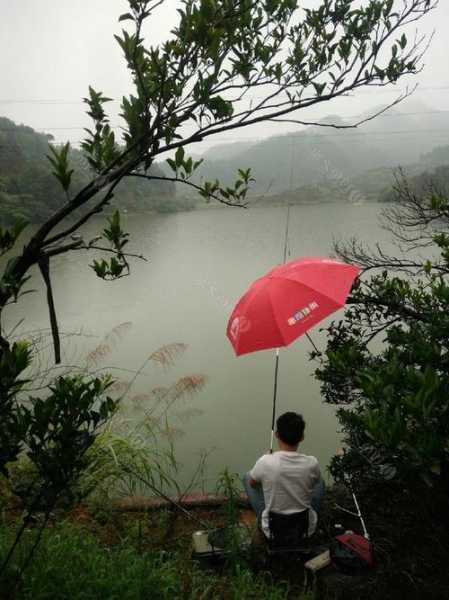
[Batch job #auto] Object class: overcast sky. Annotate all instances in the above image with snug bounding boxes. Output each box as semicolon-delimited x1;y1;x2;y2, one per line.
1;0;448;151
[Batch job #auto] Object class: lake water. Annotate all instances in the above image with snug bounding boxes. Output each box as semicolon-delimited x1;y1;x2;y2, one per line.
4;202;390;491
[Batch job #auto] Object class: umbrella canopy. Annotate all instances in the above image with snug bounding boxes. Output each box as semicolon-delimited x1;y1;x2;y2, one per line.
227;257;361;356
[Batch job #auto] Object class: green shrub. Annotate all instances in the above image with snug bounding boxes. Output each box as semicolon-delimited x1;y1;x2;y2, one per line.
0;522;298;600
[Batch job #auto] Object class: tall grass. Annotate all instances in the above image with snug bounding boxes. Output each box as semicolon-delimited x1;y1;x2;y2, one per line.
8;326;209;505
0;522;305;600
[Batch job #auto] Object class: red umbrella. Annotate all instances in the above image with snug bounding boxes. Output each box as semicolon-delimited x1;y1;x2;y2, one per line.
227;257;360;355
226;256;360;448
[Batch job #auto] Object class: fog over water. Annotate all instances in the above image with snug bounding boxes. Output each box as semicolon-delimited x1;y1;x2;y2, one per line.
3;203;393;488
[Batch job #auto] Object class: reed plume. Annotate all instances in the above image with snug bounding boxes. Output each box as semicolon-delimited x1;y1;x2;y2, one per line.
149;343;188;368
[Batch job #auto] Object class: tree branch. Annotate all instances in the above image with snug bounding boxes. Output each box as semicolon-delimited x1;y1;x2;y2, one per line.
38;256;61;365
45;242;147;262
267;88;416;130
129;173;249;208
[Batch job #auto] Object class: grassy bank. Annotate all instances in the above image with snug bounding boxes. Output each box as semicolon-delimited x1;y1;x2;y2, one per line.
0;518;305;600
1;475;449;599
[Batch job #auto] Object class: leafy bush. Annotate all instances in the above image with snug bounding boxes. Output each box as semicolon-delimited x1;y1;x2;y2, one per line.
0;522;294;600
316;172;449;492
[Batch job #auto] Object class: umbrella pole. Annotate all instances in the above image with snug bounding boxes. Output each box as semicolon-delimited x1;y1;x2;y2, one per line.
270;348;280;452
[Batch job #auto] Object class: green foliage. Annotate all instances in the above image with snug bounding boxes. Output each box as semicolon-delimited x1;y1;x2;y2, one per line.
90;211;131;280
166;146;204;180
0;367;117;499
0;219;28;257
0;341;32;477
23;376;116;497
316;173;449;490
0;118;176;227
2;0;436;219
46;143;74;193
0;364;117;574
197;168;255;205
0;118;79;224
94;0;432;203
79;419;182;504
216;469;241;529
0;522;293;600
0;256;32;306
216;469;247;568
164;128;254;206
81;87;121;171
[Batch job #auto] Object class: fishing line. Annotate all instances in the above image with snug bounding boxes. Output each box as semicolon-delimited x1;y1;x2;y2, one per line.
270;145;294;450
270;136;323;449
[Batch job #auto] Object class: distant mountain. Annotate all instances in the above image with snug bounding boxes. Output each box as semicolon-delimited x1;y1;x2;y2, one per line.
420;145;449;170
381;164;449;203
353;99;449;165
193;102;449;196
3;102;448;225
192;140;257;162
0;117;182;225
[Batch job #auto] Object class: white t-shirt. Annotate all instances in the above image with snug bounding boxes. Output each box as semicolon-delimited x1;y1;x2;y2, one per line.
249;451;321;538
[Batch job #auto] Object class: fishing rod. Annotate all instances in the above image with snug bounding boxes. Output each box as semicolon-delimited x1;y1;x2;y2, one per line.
331;468;375;573
269;141;320;451
118;461;211;530
270;199;291;451
270;195;291;451
120;462;250;560
335;487;370;540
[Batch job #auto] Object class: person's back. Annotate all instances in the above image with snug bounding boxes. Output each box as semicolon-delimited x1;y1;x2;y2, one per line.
243;411;324;538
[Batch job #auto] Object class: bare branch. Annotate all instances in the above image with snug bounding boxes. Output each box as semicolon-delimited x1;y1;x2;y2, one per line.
266;90;415;129
45;242;147;262
38;256;61;365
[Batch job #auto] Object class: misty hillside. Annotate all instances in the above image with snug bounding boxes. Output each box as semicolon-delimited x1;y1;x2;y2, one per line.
2;108;449;225
381;163;449;204
0;117;181;225
194;102;449;195
192;141;257;163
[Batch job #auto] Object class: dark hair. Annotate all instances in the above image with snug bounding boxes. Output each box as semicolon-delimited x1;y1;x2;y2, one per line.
276;412;305;446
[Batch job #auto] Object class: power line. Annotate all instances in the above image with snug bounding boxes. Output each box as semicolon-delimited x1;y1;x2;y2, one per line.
12;110;449;132
298;128;449;139
4;127;446;141
0;100;86;105
2;108;449;138
1;85;449;105
57;131;449;149
2;116;449;147
0;107;448;137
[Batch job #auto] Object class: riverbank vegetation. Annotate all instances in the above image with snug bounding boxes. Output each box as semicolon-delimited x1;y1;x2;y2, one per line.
0;117;192;226
1;465;448;599
3;113;449;223
314;163;449;597
0;499;314;600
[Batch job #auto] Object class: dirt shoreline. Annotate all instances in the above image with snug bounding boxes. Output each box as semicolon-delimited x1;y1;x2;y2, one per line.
114;492;250;512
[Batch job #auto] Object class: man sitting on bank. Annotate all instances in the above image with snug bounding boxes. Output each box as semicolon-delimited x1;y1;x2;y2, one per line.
243;411;325;539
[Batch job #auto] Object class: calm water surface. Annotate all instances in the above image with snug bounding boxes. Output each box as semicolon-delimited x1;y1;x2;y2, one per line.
4;202;391;490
